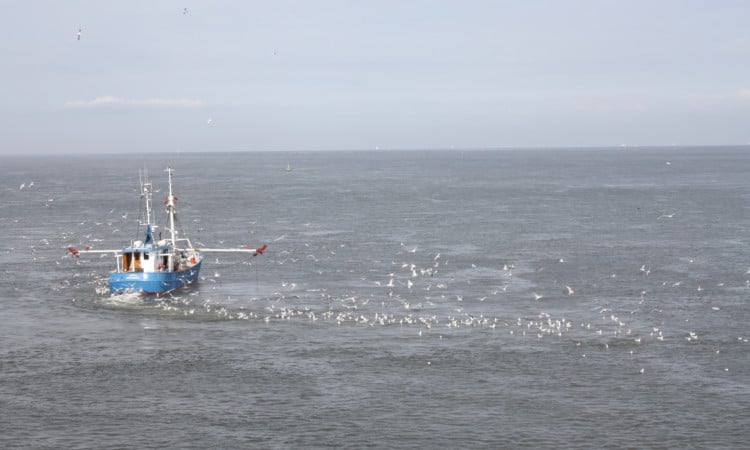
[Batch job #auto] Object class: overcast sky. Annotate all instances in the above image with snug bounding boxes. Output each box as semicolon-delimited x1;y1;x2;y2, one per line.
2;0;750;154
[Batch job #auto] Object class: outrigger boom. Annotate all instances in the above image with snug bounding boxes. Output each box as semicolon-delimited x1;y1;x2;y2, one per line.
68;167;266;295
68;245;267;257
195;245;267;255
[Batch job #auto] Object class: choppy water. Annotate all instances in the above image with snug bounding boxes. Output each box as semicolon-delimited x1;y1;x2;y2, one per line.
1;147;749;448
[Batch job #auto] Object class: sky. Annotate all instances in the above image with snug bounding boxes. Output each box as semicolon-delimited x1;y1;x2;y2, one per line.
2;0;750;154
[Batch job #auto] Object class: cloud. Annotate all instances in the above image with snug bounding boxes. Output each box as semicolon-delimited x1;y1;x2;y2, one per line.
65;96;203;108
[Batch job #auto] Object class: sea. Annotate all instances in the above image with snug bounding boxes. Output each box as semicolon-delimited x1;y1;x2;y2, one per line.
0;147;748;448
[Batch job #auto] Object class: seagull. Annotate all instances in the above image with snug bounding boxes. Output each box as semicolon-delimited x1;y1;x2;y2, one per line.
533;292;543;301
77;28;82;40
565;285;574;296
183;7;188;14
206;116;214;125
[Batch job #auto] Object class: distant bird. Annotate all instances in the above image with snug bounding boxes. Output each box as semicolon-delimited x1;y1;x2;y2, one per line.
77;28;82;41
658;213;675;219
19;183;25;190
565;285;574;296
183;7;188;14
533;292;543;301
206;116;213;125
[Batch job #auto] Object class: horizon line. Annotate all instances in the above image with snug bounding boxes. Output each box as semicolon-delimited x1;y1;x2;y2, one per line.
1;143;749;158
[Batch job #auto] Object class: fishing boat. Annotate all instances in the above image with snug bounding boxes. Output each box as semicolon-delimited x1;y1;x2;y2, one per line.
68;167;266;295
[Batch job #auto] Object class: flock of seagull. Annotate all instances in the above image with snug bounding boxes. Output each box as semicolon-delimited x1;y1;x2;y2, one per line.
0;203;740;380
12;168;746;378
57;230;748;372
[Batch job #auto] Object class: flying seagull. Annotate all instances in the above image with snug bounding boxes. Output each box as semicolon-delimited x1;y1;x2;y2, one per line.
77;28;82;41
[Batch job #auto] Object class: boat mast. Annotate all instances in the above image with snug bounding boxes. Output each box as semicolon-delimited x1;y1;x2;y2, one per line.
138;169;158;246
165;167;178;247
140;169;154;227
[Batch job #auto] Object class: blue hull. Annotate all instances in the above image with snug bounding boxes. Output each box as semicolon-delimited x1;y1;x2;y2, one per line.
109;262;202;295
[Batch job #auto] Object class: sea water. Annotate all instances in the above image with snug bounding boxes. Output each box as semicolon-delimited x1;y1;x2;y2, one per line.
0;147;748;448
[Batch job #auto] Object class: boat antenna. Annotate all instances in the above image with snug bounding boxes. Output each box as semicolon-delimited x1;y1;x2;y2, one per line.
165;167;178;247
